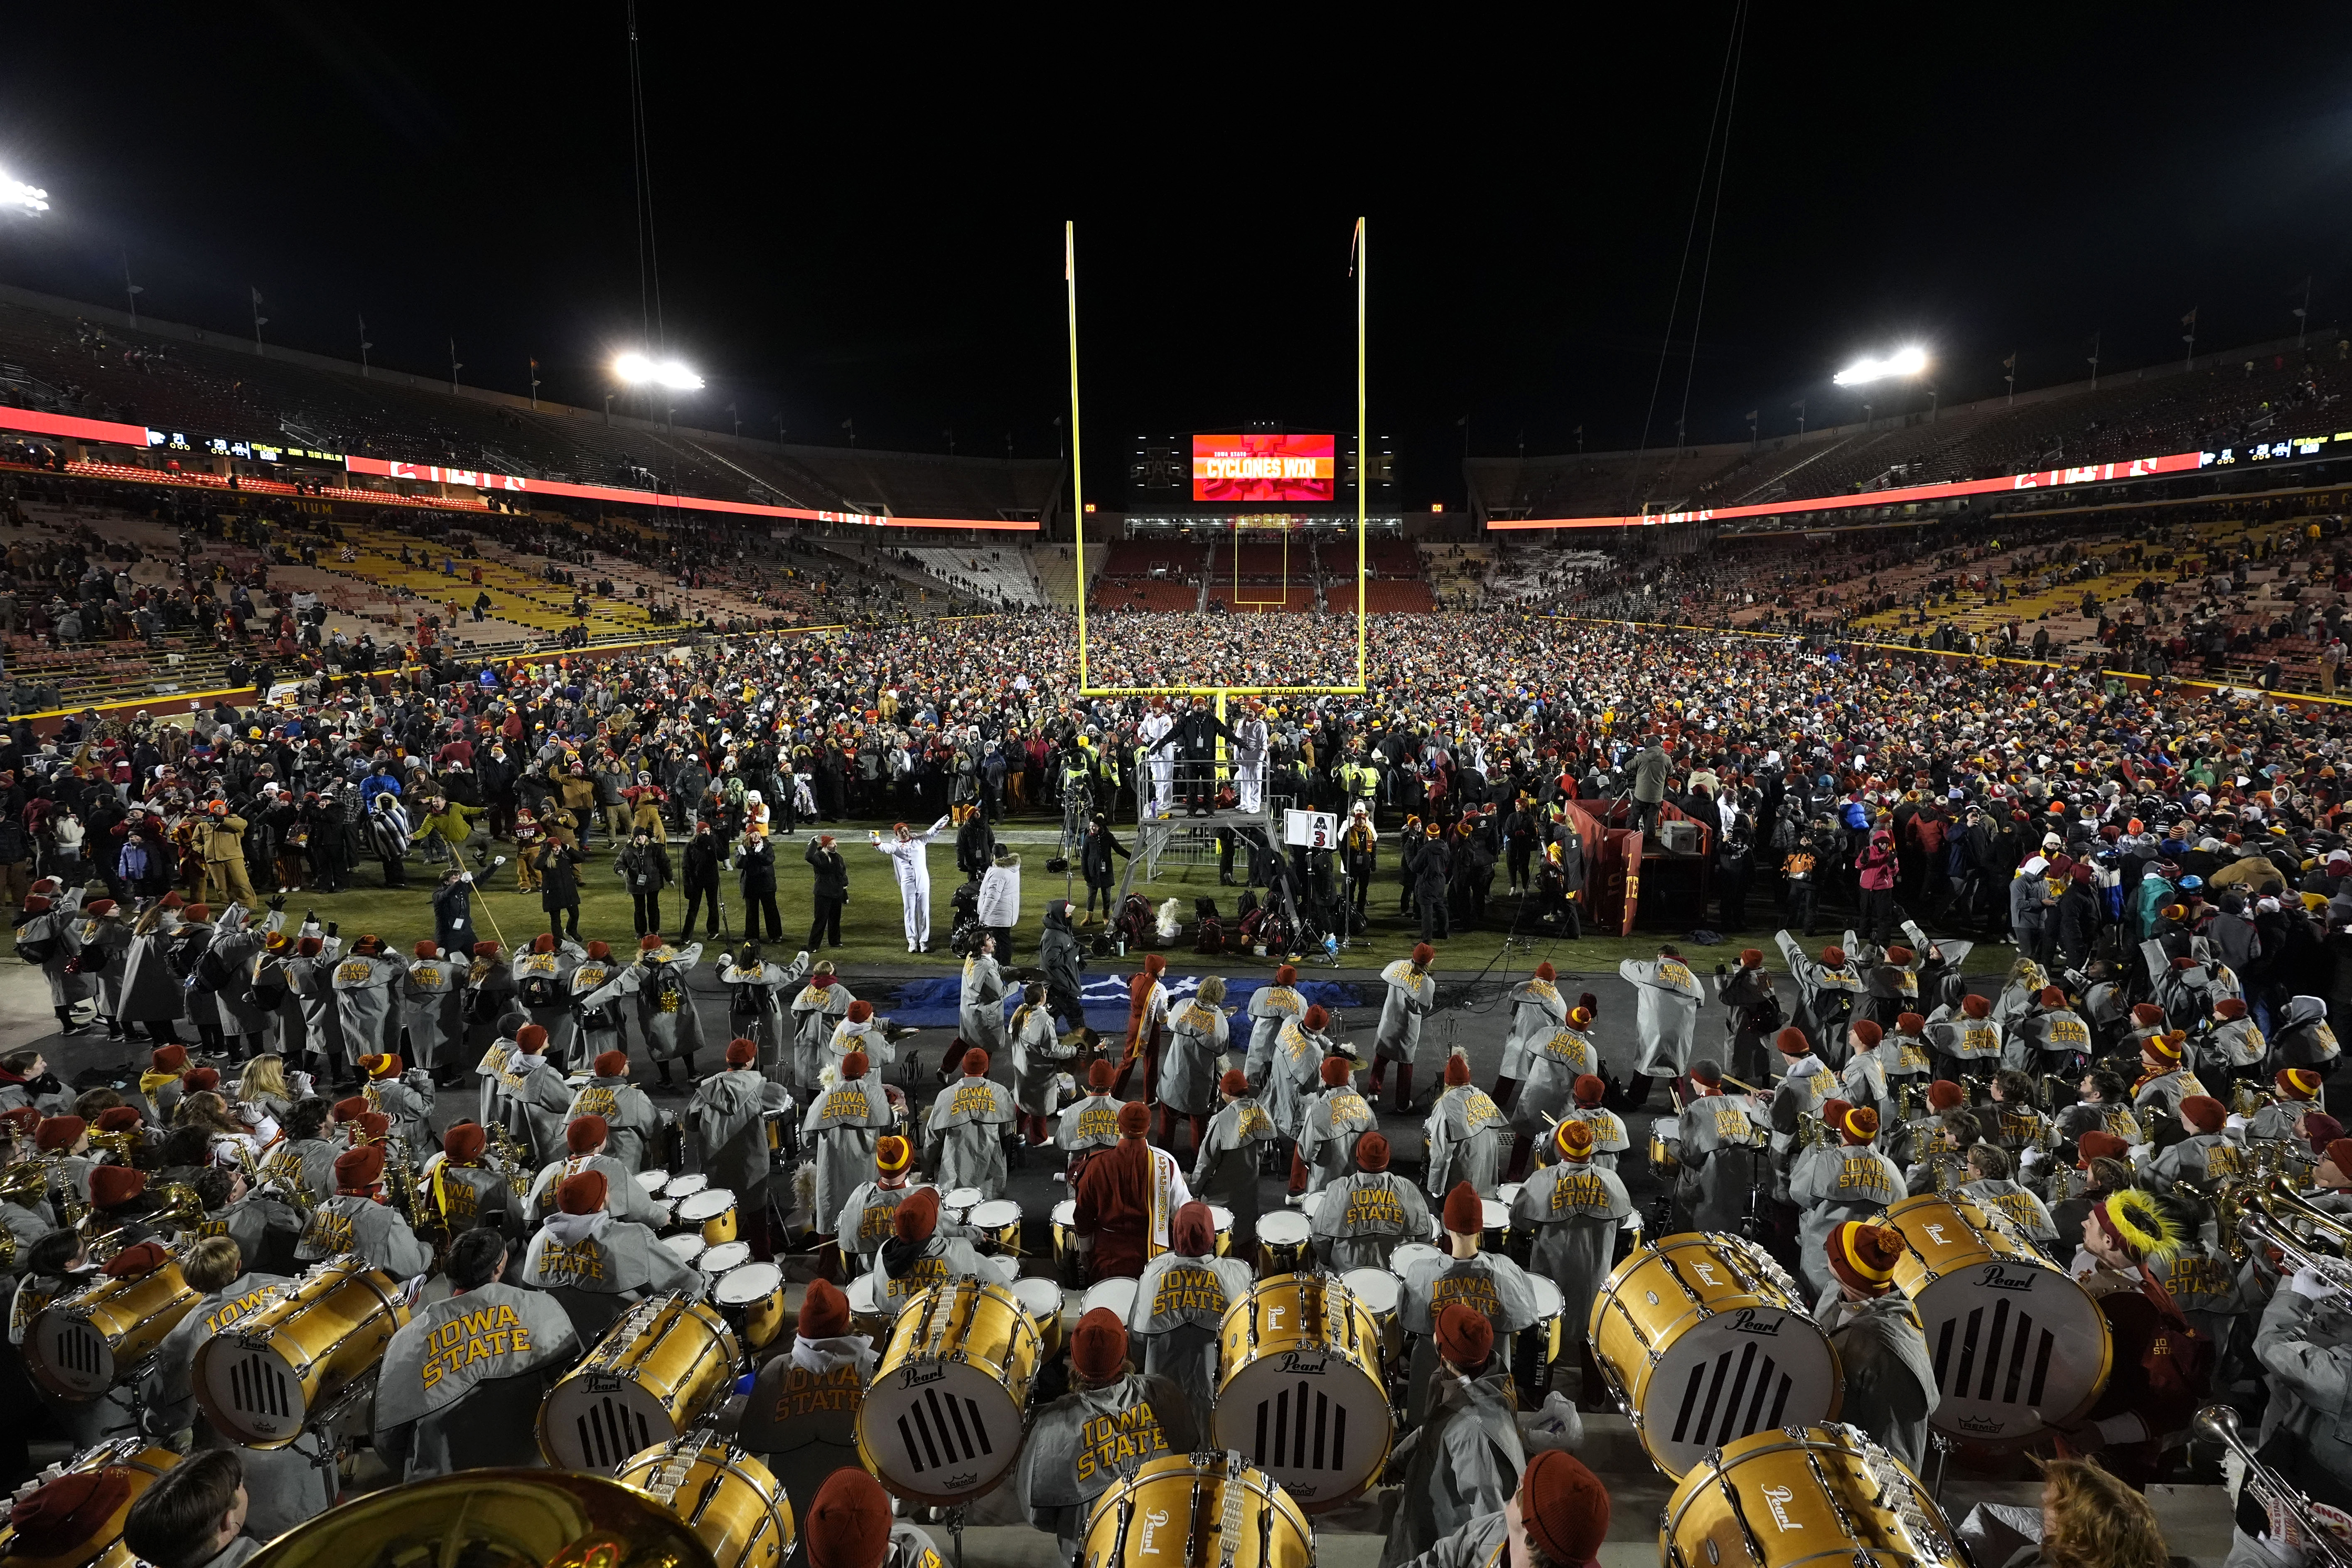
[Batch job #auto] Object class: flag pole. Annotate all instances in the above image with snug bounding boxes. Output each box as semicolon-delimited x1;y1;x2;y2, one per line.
1354;216;1366;693
1067;221;1088;695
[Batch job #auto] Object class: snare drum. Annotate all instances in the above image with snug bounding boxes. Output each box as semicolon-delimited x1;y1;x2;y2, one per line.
1255;1210;1312;1277
846;1274;893;1341
193;1259;411;1448
614;1432;797;1568
1051;1199;1081;1282
1214;1274;1391;1510
1388;1242;1442;1283
1873;1193;2113;1447
636;1169;672;1201
1208;1204;1236;1257
0;1438;179;1568
1514;1277;1564;1399
713;1263;788;1351
1480;1199;1509;1254
699;1240;753;1283
539;1294;740;1470
1297;1191;1325;1224
27;1252;202;1398
978;1253;1018;1285
968;1198;1022;1256
857;1280;1042;1504
1588;1232;1841;1480
661;1233;708;1270
1649;1127;1679;1174
942;1187;982;1226
1012;1278;1065;1362
676;1188;740;1246
666;1172;711;1205
1338;1268;1403;1369
1664;1425;1968;1567
762;1112;790;1155
1078;1453;1314;1568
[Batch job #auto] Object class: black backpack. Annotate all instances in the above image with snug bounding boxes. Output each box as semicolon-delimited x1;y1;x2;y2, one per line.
169;927;213;990
13;917;56;968
519;970;565;1011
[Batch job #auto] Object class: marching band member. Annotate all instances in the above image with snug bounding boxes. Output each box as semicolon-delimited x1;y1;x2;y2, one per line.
2235;1226;2352;1562
1814;1221;1938;1472
138;1235;333;1535
521;1168;702;1339
510;934;585;1064
1711;948;1777;1085
1553;1074;1628;1171
1902;1107;1979;1198
1246;963;1308;1105
1616;943;1701;1111
120;1448;257;1568
1008;983;1071;1148
2003;985;2094;1077
495;1024;574;1165
1767;1026;1840;1172
2062;1188;2211;1486
1775;933;1862;1069
2050;1134;2135;1244
1016;1306;1198;1561
2147;1096;2237;1187
373;1226;578;1477
1492;959;1567;1109
691;1037;790;1206
2268;994;2340;1076
566;1051;659;1173
729;945;817;1083
2248;1067;2323;1147
1505;1006;1599;1182
1956;1145;2059;1247
1381;1304;1526;1568
296;1144;430;1278
258;1099;337;1209
329;934;406;1080
568;941;627;1074
827;999;895;1082
802;1468;943;1568
1114;953;1171;1103
135;1045;192;1125
1128;1199;1253;1420
1426;1052;1507;1198
1391;1448;1608;1568
868;1186;986;1310
1072;1101;1192;1281
2022;1459;2172;1568
1294;1042;1374;1194
2200;997;2265;1098
421;1122;517;1241
1509;1119;1631;1409
1190;1070;1277;1256
34;1113;94;1209
2133;1030;2206;1120
1790;1103;1904;1301
833;1135;918;1278
1661;1061;1765;1234
88;1165;162;1244
1400;1182;1541;1421
2057;1070;2144;1150
740;1279;877;1525
1982;1069;2053;1171
924;1047;1015;1197
1370;943;1440;1116
358;1052;433;1161
578;935;709;1085
521;1115;664;1229
401;941;470;1089
1924;992;2002;1084
1161;976;1231;1158
958;932;1010;1061
1310;1131;1430;1271
1055;1059;1124;1186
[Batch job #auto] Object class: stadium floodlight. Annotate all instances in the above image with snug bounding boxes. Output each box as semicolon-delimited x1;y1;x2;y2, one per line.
1833;346;1928;386
613;351;703;391
1;172;50;215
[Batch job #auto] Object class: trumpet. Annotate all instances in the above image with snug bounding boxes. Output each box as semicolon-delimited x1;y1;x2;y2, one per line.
2262;1177;2352;1255
2238;1212;2352;1290
2197;1405;2352;1568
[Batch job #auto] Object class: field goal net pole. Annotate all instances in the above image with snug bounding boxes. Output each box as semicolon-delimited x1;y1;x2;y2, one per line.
1066;216;1369;834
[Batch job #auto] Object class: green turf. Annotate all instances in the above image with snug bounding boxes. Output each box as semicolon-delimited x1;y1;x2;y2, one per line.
244;820;2012;977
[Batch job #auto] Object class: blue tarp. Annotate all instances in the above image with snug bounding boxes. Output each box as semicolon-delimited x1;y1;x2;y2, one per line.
878;971;1366;1030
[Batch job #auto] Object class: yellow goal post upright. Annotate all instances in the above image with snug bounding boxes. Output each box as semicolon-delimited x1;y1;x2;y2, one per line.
1063;218;1369;789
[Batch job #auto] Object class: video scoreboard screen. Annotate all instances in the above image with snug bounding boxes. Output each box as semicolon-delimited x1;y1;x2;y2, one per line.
1191;433;1336;503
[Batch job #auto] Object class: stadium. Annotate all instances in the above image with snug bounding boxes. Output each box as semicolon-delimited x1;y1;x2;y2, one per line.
0;13;2344;1568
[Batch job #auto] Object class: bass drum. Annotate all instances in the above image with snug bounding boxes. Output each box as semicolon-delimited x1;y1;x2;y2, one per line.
1873;1193;2112;1447
1214;1273;1391;1511
0;1438;178;1568
857;1279;1042;1505
1588;1232;1840;1480
614;1433;796;1568
1663;1424;1968;1568
26;1255;201;1398
193;1259;410;1448
540;1294;741;1471
1079;1453;1314;1568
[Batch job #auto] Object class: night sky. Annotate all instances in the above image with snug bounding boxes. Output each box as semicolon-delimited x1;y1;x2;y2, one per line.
5;6;2351;507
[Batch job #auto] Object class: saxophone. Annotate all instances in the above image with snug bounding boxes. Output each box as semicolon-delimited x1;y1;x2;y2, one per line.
488;1125;533;1200
382;1134;423;1227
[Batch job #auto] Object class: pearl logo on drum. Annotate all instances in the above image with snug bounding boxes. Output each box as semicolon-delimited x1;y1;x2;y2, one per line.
1139;1507;1170;1555
1725;1308;1784;1337
1976;1264;2042;1292
1278;1349;1333;1376
1762;1485;1803;1531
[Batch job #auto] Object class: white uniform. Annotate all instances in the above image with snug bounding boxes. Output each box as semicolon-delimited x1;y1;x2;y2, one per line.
1141;712;1175;817
1231;715;1268;813
872;815;951;951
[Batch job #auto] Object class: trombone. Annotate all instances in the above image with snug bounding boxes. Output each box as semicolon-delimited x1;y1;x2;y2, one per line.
2237;1211;2352;1291
2197;1405;2352;1568
2261;1177;2352;1256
